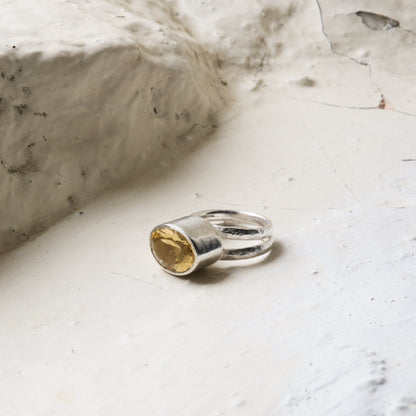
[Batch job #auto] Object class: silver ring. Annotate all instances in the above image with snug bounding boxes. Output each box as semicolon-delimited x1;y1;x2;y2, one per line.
150;210;273;276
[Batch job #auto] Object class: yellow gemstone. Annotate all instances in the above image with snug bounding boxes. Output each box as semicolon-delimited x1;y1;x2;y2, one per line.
151;228;195;273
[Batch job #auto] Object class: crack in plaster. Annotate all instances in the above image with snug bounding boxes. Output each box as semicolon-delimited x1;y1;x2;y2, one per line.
314;4;416;117
196;195;416;211
315;0;368;68
109;271;161;288
304;125;359;204
290;96;378;111
315;0;381;94
289;97;416;118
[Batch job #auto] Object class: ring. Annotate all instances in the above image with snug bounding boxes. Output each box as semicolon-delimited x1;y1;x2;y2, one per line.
150;210;273;276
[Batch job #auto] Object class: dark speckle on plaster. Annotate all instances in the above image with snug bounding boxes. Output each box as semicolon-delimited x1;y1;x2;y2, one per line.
22;86;32;97
7;158;39;175
0;97;6;115
298;76;316;87
369;377;386;386
14;104;28;115
0;71;16;81
7;166;19;174
18;232;29;241
182;112;191;122
33;112;48;118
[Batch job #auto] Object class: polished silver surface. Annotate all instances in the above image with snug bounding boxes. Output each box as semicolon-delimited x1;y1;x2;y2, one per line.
150;210;273;276
150;215;223;276
193;210;273;260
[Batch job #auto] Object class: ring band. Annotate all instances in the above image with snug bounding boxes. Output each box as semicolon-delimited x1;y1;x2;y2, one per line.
194;210;273;260
150;210;273;276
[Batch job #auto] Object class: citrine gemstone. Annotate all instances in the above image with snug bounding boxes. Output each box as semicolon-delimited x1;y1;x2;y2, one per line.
151;228;195;273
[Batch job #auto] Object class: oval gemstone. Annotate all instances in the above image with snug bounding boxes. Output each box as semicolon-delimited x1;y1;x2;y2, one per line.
151;228;195;273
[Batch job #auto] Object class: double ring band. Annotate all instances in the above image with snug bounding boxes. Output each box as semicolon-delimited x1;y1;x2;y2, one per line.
150;210;273;276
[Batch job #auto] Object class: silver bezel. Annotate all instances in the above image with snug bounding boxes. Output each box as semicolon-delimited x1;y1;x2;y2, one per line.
150;216;223;276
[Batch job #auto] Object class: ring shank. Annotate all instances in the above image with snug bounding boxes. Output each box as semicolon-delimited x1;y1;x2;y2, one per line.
193;210;273;260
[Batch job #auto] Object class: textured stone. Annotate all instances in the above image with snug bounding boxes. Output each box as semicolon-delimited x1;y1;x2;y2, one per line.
0;0;224;254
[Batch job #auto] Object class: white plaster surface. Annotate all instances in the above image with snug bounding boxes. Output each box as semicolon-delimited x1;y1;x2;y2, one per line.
1;1;416;415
